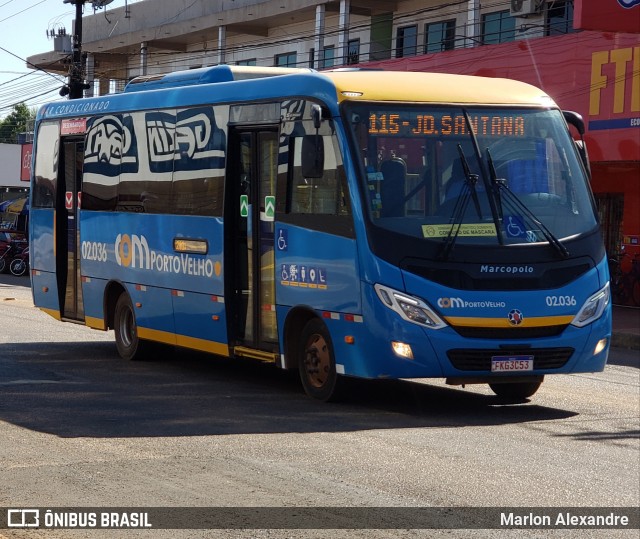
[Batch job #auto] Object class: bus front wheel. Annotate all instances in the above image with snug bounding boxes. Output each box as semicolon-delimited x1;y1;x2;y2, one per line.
488;378;543;400
298;318;342;401
114;293;149;361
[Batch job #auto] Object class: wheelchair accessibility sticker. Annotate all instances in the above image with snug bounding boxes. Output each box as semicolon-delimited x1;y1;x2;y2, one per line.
505;215;527;238
281;264;327;289
276;228;288;251
504;215;538;242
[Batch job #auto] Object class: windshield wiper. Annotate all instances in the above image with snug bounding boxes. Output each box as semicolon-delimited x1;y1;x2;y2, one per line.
439;145;480;260
458;144;483;220
486;148;570;259
461;109;504;246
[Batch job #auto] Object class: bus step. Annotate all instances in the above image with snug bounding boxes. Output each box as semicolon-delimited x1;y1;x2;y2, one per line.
60;316;88;326
233;346;278;363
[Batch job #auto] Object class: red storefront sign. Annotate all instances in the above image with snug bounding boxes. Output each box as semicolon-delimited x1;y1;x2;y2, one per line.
20;143;32;182
574;0;640;34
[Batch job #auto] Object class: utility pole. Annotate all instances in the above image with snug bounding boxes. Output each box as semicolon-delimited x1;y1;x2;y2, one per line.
61;0;90;99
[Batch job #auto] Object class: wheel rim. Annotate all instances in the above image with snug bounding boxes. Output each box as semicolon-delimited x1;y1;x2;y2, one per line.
303;333;330;389
118;305;135;349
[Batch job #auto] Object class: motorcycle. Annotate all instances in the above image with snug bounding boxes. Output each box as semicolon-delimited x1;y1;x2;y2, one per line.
9;245;29;276
0;240;27;274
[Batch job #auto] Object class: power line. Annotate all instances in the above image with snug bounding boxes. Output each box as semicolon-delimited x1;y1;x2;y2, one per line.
0;45;69;84
0;0;48;24
0;0;20;9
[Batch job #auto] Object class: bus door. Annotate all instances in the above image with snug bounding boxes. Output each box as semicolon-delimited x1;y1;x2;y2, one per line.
226;127;279;361
57;137;84;321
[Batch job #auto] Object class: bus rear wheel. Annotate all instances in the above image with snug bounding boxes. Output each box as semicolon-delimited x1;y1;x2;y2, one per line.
298;318;342;402
114;293;150;361
488;378;543;400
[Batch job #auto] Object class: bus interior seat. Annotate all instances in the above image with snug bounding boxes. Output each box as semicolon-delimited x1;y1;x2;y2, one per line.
443;158;468;202
507;159;549;194
379;158;406;217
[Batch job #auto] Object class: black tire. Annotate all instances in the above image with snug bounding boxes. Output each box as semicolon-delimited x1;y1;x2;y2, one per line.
632;279;640;307
0;258;7;273
114;293;150;360
489;378;543;400
9;258;27;276
298;318;342;402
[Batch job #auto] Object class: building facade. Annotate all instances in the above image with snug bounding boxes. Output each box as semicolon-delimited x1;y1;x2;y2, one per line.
0;143;30;232
27;0;640;304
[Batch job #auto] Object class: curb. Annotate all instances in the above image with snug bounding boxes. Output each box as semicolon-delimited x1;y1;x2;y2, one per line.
611;332;640;351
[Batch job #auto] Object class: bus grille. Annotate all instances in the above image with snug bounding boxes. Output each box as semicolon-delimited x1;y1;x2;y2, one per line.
402;261;592;291
446;347;574;371
451;325;568;339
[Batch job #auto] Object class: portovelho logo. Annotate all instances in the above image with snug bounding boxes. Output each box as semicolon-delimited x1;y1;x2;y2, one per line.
114;233;220;278
437;297;506;309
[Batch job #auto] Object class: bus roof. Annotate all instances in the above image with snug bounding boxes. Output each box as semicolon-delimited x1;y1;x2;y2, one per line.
124;64;315;92
37;66;554;121
124;65;552;107
322;69;554;107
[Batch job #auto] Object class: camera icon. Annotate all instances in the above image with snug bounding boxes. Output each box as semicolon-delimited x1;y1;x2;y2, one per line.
8;509;40;527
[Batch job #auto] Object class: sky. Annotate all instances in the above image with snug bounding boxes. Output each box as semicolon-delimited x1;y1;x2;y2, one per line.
0;0;138;117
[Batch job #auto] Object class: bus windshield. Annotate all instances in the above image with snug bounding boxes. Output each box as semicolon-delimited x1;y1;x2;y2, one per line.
346;104;597;252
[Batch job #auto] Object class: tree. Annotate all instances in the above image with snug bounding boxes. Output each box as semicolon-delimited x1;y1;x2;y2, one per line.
0;103;36;144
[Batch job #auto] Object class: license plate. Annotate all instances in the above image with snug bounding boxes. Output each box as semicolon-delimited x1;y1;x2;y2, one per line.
491;355;534;372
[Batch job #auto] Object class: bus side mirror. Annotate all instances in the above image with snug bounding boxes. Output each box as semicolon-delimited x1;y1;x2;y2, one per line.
301;135;325;179
563;110;585;135
312;104;323;130
574;139;591;180
563;110;591;180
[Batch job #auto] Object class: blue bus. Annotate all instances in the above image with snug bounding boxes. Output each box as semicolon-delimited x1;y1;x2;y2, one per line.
30;65;611;401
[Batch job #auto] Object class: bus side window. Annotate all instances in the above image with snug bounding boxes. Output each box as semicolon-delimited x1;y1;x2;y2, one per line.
289;134;349;217
172;106;227;217
83;114;131;212
173;174;224;216
138;110;174;214
32;122;60;208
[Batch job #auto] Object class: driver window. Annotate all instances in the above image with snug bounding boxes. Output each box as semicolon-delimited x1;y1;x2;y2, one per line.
289;134;349;216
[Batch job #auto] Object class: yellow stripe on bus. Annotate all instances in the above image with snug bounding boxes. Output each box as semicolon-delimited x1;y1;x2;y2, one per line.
85;316;106;330
138;326;230;357
175;335;230;357
39;307;61;321
444;315;574;328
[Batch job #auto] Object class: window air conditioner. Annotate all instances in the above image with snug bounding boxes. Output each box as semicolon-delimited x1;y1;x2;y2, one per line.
509;0;540;16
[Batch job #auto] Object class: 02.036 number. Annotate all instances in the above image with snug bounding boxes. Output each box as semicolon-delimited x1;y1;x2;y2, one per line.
81;241;108;262
545;295;577;307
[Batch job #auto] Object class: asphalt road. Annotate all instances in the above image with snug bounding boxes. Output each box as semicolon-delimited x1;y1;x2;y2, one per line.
0;274;638;538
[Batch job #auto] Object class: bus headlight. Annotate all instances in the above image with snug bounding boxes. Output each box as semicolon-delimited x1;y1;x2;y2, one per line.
375;284;446;329
571;282;610;328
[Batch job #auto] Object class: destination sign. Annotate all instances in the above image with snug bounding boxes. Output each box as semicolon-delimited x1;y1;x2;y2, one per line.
368;112;526;137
